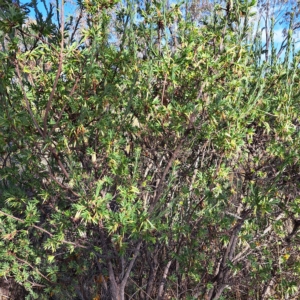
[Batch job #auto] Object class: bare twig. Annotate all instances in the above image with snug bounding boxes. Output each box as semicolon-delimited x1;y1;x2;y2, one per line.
70;9;83;44
121;241;143;286
157;260;172;299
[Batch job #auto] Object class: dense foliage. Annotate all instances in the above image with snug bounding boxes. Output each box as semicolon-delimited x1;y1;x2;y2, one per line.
1;0;300;299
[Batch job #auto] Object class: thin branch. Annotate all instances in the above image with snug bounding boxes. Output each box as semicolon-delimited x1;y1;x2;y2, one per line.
47;166;80;197
157;260;172;299
43;0;65;135
149;138;185;213
161;72;168;105
232;212;284;263
128;277;154;300
121;240;143;286
0;210;87;248
14;63;44;137
17;28;59;53
206;210;250;299
49;148;70;178
70;9;83;44
56;0;61;29
49;76;80;136
11;254;54;283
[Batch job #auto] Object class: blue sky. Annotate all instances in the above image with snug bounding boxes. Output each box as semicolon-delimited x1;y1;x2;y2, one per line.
21;0;299;58
23;0;78;24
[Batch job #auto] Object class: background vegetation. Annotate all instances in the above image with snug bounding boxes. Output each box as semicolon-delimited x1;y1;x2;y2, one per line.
1;0;300;299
